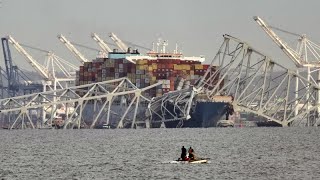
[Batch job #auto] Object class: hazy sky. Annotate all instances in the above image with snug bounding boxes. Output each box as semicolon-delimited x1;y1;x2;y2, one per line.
0;0;319;71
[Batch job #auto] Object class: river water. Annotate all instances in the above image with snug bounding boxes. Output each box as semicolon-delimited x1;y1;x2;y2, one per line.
0;127;319;180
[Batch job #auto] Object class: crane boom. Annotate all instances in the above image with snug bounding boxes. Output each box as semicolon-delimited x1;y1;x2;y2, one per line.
7;35;50;80
1;37;14;84
2;37;17;96
109;32;128;52
57;34;89;63
91;33;112;53
253;16;302;67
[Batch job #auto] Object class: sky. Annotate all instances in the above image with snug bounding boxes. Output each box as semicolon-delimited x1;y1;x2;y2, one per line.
0;0;319;71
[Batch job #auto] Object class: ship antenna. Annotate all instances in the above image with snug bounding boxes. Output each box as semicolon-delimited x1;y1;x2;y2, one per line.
152;42;155;52
156;38;161;53
162;40;168;53
175;43;178;54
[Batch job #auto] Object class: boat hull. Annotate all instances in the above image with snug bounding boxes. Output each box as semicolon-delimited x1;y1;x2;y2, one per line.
170;159;208;164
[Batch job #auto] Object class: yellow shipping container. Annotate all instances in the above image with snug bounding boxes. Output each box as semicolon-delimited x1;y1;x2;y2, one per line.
185;65;191;70
148;66;153;72
151;76;157;81
152;63;157;69
137;65;145;70
195;64;203;70
174;64;181;70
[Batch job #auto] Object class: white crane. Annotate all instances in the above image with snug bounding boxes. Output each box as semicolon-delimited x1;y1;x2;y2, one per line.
8;35;77;81
109;32;129;52
57;34;89;63
8;35;77;125
7;35;50;80
91;33;112;53
254;16;320;126
253;16;320;68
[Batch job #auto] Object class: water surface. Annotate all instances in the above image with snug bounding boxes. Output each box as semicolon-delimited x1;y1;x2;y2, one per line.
0;128;319;179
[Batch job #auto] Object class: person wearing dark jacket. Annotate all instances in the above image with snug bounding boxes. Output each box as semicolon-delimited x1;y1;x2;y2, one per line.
181;146;187;160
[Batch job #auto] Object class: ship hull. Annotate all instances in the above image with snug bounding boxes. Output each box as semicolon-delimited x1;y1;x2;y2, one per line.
163;101;228;128
256;121;282;127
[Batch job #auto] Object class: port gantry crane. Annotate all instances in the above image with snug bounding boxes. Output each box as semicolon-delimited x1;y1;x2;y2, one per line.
1;37;43;97
92;32;151;54
109;32;129;52
2;37;18;97
7;35;77;89
57;34;90;63
7;35;78;128
108;32;146;64
254;16;320;126
91;33;112;54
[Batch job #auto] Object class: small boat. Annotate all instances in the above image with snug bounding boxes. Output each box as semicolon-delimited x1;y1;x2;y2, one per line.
170;159;208;164
216;119;234;127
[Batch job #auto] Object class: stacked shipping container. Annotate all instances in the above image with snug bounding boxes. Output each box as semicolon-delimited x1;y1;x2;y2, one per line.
76;57;212;97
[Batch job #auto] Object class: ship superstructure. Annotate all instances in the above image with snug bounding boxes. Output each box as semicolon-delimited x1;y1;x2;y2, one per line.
76;39;209;98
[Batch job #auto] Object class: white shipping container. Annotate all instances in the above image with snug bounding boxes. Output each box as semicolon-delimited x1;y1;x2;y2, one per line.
157;80;164;84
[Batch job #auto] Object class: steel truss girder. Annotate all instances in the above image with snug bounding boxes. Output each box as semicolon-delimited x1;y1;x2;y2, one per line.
197;34;320;127
147;88;196;128
0;78;161;129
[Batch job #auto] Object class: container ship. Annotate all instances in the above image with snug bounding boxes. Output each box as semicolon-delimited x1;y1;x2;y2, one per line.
74;40;231;128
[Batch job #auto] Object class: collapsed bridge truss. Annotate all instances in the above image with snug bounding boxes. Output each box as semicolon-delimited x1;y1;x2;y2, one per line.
1;35;320;129
0;78;161;129
149;35;320;127
198;35;320;126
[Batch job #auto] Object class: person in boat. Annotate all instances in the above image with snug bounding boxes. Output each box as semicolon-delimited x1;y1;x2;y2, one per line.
188;147;197;161
181;146;187;160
